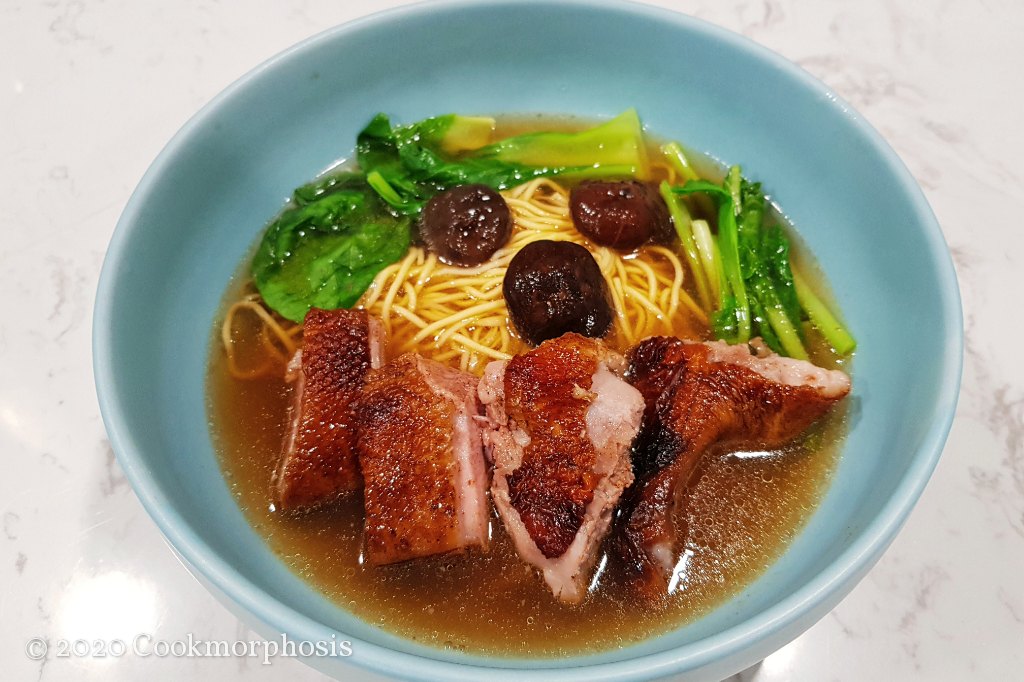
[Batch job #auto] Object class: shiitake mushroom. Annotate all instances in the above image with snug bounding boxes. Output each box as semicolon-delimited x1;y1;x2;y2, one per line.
569;180;671;250
503;240;614;346
420;184;512;266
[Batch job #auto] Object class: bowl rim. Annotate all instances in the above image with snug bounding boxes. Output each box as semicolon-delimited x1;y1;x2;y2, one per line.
93;0;964;679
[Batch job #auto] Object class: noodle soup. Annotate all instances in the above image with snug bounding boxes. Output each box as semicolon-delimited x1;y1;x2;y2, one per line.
210;112;852;656
362;178;706;374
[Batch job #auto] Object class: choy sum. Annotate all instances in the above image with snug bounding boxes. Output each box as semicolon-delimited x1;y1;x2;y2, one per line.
357;109;649;214
252;176;411;323
666;163;855;357
253;110;650;321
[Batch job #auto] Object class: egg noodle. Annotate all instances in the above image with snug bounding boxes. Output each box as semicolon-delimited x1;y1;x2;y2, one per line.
220;290;302;379
221;177;705;378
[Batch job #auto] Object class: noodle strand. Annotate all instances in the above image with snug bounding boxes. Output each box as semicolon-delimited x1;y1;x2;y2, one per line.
223;178;705;377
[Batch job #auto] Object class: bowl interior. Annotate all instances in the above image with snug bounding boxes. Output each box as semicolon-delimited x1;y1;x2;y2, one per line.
95;1;961;679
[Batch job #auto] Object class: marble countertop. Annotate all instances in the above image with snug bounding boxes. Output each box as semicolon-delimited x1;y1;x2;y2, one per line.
2;0;1021;679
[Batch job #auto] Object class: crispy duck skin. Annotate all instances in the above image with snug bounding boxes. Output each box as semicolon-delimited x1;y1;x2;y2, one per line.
479;333;644;602
273;308;382;511
355;354;489;566
617;337;851;599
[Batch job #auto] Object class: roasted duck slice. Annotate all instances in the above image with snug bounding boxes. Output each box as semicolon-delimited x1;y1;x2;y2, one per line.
355;354;489;566
617;337;851;598
479;333;644;602
273;308;383;511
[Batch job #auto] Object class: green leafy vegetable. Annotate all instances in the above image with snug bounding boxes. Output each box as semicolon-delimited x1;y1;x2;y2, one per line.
252;177;411;322
691;218;722;303
671;177;752;344
671;168;799;354
250;110;855;352
477;108;646;168
289;170;366;207
734;178;805;358
727;165;743;216
792;266;857;355
356;109;649;214
758;223;802;333
661;141;700;183
659;181;712;311
714;198;752;343
253;109;651;322
670;166;854;357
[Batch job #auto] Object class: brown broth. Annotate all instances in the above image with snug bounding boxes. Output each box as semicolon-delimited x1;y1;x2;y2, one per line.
207;117;850;657
208;300;847;657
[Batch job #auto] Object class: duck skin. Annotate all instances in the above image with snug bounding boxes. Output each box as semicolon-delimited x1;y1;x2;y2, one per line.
478;333;645;602
617;337;851;599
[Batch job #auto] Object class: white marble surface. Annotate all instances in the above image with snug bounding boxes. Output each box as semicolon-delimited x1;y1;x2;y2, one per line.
1;0;1021;680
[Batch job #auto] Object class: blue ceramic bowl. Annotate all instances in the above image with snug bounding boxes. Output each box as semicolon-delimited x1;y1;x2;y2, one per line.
94;1;962;679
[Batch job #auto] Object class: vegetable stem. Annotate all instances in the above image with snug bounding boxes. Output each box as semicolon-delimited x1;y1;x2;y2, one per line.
671;168;820;357
659;181;712;312
437;116;495;153
365;170;405;209
752;276;809;360
727;165;742;217
792;266;857;354
716;202;751;343
691;219;722;304
358;109;651;213
661;141;700;183
480;108;649;177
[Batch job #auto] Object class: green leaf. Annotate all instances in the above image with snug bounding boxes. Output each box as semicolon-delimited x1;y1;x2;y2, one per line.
737;179;765;249
671;179;731;200
712;294;740;341
252;180;411;322
475;108;647;172
291;170;366;206
675;168;812;356
760;225;802;331
355;110;650;214
748;293;783;354
715;200;751;343
749;271;809;360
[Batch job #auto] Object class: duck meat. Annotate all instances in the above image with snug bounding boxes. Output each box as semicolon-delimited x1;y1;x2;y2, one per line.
355;354;489;566
478;333;644;603
273;307;383;511
616;337;852;599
